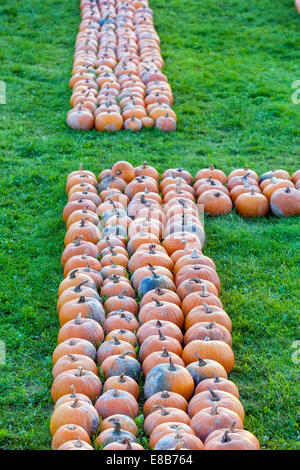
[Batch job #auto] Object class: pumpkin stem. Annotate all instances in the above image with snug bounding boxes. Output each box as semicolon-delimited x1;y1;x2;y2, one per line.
119;373;126;383
158;329;166;341
221;430;231;443
194;353;207;366
122;438;133;450
168;357;176;371
73;236;83;247
73;280;89;292
71;397;80;408
210;402;219;415
191;248;198;259
74;436;83;448
161;391;170;398
80;217;89;227
212;373;221;383
209;164;215;170
153;405;169;415
112;388;120;397
155;288;163;296
113;421;122;434
142;161;147;168
67;354;78;362
119;350;134;359
70;385;77;397
203;302;212;313
285;186;291;193
118;289;127;298
74;366;84;377
112;336;121;345
161;347;170;357
69;269;79;279
78;295;86;303
208;386;220;401
200;284;208;297
74;313;82;324
152;297;163;307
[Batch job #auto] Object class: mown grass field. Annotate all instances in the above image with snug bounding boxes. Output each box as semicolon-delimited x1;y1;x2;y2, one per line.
0;0;299;450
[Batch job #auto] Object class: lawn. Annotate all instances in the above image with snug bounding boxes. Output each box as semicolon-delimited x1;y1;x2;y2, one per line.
0;0;299;450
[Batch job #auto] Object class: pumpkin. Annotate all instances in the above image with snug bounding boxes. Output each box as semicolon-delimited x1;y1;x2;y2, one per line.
57;436;94;450
175;264;220;292
95;110;123;131
127;231;160;254
63;199;97;222
125;176;158;200
149;423;195;450
53;384;92;410
176;278;219;301
51;366;102;403
135;161;160;181
110;161;136;183
100;414;138;436
52;424;91;450
61;238;99;267
95;388;139;419
181;288;223;316
144;406;190;435
155;113;177;132
154;428;204;450
182;339;234;373
50;398;99;436
57;281;101;313
52;354;98;379
101;276;135;299
185;304;232;332
52;337;96;364
162;232;203;255
186;355;227;385
104;290;139;316
97;336;136;364
104;373;140;400
97;236;125;252
66;107;95;130
227;166;259;183
195;165;227;185
227;174;258;192
188;388;245;421
138;298;184;329
204;423;260;450
105;329;137;347
190;403;243;442
104;310;140;334
139;288;181;309
64;218;101;246
197;190;232;216
144;357;194;400
291;169;300;184
66;208;100;230
259;169;290;183
194;375;239;398
184;322;232;346
59;296;105;326
57;314;104;346
138;272;176;297
173;249;216;275
58;269;96;297
263;178;294;199
143;391;188;417
128;250;173;273
142;348;185;376
137;319;183;345
270;186;300;217
100;248;128;269
100;351;142;380
230;183;262;203
103;438;144;450
235;189;269;217
100;263;128;280
95;420;137;447
139;330;182;362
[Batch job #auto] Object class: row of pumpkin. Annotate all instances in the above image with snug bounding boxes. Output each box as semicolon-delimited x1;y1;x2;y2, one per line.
67;0;177;132
49;160;261;450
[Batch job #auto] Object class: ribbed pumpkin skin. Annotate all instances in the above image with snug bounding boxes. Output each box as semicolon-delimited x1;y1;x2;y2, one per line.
52;424;91;450
95;426;137;448
154;432;204;450
188;389;245;421
182;339;235;373
194;377;239;398
186;358;228;385
52;338;97;364
137;319;183;345
94;389;139;420
99;414;138;436
50;400;99;436
184;305;232;332
96;338;136;364
100;354;142;380
149;423;195;450
57;439;94;450
190;406;243;442
52;354;98;379
142;350;185;376
144;407;191;435
143;391;188;416
51;368;102;403
144;362;194;401
204;428;260;450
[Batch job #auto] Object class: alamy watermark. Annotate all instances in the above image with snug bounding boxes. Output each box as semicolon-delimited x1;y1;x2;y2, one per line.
291;340;300;364
0;81;6;104
0;340;5;364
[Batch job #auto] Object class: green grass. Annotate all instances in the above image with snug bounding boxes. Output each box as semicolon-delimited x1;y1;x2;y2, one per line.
0;0;299;450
